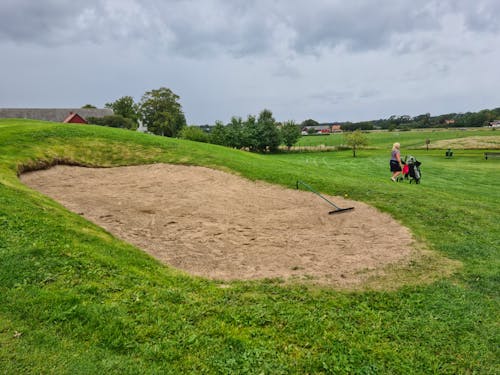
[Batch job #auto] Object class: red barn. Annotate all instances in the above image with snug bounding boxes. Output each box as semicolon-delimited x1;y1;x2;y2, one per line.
63;112;87;124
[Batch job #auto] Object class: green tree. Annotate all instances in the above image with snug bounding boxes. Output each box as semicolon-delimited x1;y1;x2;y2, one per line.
301;119;319;134
241;115;258;150
281;120;301;150
225;116;244;148
105;96;139;124
301;119;319;128
414;113;431;128
256;109;281;152
209;121;227;145
81;104;97;109
343;129;368;157
139;87;186;137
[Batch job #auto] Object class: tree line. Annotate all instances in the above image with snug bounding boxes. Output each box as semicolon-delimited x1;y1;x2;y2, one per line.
205;110;301;152
178;109;301;153
87;87;301;153
87;87;187;136
337;107;500;131
86;86;498;153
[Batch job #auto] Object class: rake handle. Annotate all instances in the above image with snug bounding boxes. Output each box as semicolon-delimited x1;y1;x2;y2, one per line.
296;180;341;210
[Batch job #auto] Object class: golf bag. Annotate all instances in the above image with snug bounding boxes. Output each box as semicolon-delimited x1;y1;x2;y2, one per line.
406;155;421;184
401;162;409;180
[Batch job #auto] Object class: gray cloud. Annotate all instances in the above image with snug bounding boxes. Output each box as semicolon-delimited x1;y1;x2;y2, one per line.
1;1;500;124
308;89;351;105
0;0;103;44
447;0;500;32
2;1;499;57
286;1;439;53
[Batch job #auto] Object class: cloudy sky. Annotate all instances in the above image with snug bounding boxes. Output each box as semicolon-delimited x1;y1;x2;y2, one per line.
1;0;499;125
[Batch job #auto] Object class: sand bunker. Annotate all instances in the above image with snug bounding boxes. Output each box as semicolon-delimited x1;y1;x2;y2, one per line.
427;135;500;149
21;164;416;287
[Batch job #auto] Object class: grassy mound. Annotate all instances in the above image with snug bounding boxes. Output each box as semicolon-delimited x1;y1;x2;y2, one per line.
1;119;498;373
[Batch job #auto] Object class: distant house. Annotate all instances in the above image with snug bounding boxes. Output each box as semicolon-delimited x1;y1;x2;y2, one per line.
331;124;342;133
301;123;343;135
63;112;87;124
0;108;113;123
444;119;456;125
489;120;500;128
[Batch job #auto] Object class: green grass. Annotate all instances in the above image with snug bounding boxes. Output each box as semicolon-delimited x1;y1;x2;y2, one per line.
1;119;499;374
296;128;498;149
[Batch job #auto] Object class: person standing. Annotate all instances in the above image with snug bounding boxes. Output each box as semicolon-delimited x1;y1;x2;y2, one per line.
390;142;403;182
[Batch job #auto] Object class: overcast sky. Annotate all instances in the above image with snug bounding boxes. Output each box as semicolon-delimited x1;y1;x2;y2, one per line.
1;0;499;124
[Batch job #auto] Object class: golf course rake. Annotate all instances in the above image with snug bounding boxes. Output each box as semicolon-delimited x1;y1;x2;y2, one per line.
296;180;354;215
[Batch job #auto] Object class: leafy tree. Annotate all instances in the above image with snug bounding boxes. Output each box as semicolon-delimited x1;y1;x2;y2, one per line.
241;115;258;150
414;113;431;128
225;116;244;148
343;129;368;157
87;115;137;130
281;120;301;150
301;119;319;128
209;121;227;145
105;96;139;124
256;109;281;152
301;119;319;134
139;87;186;137
81;104;97;109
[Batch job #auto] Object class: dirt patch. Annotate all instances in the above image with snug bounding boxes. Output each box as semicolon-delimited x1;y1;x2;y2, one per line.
21;164;419;288
425;135;500;149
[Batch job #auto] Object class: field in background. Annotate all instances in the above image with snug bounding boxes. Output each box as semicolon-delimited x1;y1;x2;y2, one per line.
0;119;498;374
296;128;499;150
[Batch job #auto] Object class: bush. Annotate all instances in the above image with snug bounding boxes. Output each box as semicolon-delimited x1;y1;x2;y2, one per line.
179;126;210;143
87;115;137;130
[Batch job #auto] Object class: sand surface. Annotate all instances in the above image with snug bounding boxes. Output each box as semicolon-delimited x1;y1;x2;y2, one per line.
21;164;416;287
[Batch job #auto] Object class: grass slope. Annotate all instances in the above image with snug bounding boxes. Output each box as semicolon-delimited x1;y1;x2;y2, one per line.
1;119;499;374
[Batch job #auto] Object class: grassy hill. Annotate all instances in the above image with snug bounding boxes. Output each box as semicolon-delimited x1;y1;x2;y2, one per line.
1;119;498;373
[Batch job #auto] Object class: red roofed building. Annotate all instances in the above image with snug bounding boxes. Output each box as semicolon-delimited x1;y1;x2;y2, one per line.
331;124;342;133
63;112;87;124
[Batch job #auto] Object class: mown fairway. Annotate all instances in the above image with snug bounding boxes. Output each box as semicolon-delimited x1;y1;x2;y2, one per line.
1;119;499;374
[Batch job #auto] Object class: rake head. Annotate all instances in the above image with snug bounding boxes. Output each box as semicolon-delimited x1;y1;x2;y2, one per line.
328;207;355;215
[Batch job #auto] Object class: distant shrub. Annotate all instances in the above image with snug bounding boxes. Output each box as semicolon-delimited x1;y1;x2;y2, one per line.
179;126;210;143
333;145;351;152
87;115;137;130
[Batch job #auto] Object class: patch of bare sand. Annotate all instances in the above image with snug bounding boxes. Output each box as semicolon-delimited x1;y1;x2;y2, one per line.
423;135;500;149
21;164;423;288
